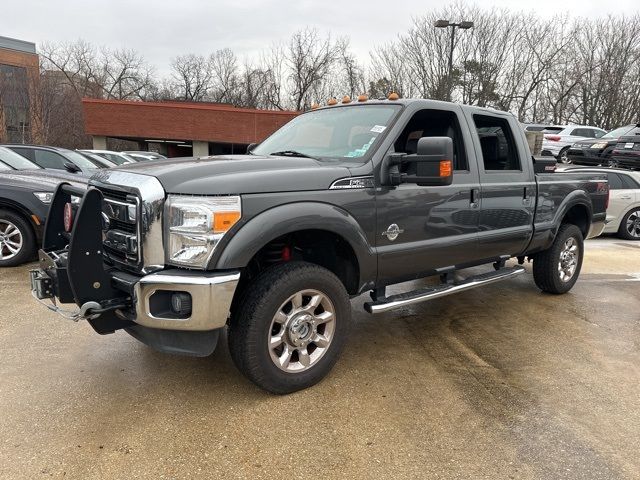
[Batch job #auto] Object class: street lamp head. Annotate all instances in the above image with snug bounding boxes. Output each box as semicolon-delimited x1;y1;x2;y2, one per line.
459;21;474;29
434;19;450;28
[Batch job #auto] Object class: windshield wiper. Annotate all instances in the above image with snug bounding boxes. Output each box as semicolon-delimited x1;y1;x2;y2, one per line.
269;150;319;160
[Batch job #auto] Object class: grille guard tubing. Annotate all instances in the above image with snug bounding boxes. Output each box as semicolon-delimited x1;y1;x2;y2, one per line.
40;182;133;334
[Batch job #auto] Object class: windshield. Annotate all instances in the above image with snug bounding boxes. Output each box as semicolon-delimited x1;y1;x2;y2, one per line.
63;150;100;170
0;146;41;170
253;104;401;161
603;125;636;138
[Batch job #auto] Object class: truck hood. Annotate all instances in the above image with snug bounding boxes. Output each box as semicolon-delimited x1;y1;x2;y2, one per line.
0;169;89;191
112;154;354;194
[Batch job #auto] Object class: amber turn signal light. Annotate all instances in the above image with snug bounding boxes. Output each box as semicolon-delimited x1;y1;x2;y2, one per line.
213;211;241;234
439;160;452;177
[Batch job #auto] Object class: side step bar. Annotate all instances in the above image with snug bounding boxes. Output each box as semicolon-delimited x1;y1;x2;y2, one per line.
364;266;526;314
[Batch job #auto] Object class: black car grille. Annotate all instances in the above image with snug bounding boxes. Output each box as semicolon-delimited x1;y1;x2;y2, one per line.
98;187;140;271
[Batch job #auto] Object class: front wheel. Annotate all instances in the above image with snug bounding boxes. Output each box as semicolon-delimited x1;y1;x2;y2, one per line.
558;147;571;164
228;262;352;394
618;208;640;240
0;210;35;267
533;224;584;294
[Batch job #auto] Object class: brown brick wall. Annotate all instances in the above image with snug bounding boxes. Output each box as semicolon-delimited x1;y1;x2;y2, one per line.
0;48;39;72
82;99;298;144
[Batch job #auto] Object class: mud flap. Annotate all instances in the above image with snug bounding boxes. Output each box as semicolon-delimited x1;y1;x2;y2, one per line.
125;326;220;357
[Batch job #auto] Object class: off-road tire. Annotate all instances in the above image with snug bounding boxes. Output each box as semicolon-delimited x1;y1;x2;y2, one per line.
533;224;584;294
228;261;351;394
617;207;640;240
0;209;35;267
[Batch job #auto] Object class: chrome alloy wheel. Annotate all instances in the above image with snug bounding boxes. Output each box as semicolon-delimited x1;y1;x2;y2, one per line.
268;289;336;373
558;236;579;282
0;219;23;261
626;211;640;238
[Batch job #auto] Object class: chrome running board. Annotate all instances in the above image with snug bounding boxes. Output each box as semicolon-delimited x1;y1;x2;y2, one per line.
364;266;526;314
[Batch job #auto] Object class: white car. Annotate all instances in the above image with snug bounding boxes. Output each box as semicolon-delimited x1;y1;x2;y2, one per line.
79;149;137;166
542;125;607;164
562;167;640;239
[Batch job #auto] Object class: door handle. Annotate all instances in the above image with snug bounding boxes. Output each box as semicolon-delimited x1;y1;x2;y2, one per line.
620;195;632;200
523;186;531;204
470;188;480;208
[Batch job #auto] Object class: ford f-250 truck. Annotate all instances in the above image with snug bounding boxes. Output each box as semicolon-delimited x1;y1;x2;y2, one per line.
30;98;608;394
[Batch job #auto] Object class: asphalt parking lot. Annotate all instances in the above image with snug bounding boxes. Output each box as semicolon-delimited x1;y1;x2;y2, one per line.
1;237;639;479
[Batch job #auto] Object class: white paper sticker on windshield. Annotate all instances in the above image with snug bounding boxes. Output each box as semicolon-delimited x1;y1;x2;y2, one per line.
371;125;386;133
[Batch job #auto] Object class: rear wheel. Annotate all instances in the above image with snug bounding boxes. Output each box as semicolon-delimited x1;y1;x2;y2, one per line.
533;224;584;294
618;208;640;240
0;210;35;267
228;262;352;394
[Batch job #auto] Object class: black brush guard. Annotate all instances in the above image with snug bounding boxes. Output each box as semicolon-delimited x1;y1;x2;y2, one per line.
30;182;134;334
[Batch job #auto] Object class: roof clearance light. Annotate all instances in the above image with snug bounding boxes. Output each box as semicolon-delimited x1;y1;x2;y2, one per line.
342;95;351;104
357;94;368;102
388;92;400;101
311;103;320;110
327;98;338;106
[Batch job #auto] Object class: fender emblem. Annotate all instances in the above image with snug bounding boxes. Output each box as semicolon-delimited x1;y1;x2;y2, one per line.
382;224;404;241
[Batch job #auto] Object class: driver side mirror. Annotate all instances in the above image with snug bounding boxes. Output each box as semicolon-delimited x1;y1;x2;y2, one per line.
382;136;454;187
63;161;81;173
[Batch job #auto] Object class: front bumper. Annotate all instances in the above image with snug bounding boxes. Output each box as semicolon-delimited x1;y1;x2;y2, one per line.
30;181;239;334
133;270;239;331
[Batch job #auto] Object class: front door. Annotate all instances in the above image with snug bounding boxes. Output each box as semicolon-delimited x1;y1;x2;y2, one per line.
376;106;481;285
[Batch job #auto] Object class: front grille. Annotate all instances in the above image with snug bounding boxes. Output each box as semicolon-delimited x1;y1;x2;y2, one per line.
98;186;140;271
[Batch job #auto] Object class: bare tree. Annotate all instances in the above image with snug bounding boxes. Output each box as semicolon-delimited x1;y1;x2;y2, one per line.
170;53;213;101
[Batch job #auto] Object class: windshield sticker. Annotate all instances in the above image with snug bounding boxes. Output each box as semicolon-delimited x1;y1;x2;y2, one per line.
371;125;386;133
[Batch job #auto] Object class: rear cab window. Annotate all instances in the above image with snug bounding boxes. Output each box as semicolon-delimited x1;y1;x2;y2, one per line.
472;115;522;172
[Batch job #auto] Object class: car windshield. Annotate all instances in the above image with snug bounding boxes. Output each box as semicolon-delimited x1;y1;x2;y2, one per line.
602;125;637;138
0;146;41;169
252;104;401;161
63;150;100;170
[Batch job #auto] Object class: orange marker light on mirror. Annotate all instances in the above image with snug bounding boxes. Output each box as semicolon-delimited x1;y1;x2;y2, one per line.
439;160;453;177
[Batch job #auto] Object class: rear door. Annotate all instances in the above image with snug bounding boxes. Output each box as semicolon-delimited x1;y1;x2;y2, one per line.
463;111;536;258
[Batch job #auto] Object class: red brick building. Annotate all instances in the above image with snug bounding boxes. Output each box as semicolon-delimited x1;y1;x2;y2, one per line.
0;36;39;143
82;98;298;157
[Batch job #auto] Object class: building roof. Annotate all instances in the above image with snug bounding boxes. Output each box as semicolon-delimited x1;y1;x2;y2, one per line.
0;35;36;55
82;98;298;144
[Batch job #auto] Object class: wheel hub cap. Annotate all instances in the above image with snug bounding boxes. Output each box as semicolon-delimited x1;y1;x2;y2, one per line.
627;212;640;238
0;220;23;261
558;237;579;282
268;289;336;373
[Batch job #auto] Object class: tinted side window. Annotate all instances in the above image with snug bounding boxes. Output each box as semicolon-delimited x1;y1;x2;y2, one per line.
571;128;588;137
9;147;35;162
607;173;624;190
473;115;521;171
394;109;468;171
594;130;605;138
34;150;67;170
620;174;639;189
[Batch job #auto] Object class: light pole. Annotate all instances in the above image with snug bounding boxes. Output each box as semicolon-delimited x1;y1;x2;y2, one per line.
434;19;474;102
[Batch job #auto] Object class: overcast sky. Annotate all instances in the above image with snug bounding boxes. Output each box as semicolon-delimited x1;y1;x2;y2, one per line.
2;0;638;75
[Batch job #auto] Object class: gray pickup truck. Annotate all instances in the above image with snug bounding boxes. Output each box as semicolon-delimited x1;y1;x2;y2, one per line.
30;98;608;393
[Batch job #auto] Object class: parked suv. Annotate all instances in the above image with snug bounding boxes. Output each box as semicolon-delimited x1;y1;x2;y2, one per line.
541;125;607;163
0;170;87;266
567;124;640;166
4;145;99;174
0;146;42;170
79;149;137;166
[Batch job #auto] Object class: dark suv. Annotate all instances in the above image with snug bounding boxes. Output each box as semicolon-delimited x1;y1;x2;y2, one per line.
3;145;100;174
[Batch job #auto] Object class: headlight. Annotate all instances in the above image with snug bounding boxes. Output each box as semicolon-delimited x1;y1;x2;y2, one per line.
590;142;607;149
165;195;241;268
33;192;54;204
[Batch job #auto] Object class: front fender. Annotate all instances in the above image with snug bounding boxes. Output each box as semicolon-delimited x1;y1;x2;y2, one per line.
209;202;376;291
